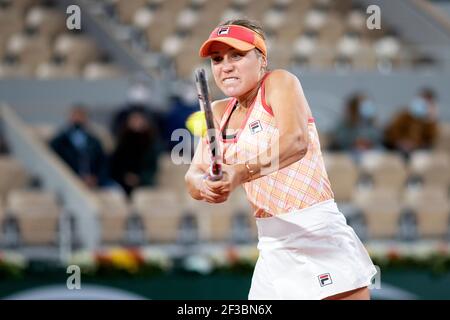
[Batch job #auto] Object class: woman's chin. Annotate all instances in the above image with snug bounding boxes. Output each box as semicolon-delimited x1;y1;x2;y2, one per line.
221;87;242;98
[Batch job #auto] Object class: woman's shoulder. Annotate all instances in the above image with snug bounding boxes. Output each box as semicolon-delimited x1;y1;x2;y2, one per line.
265;69;299;87
211;97;234;122
264;69;303;102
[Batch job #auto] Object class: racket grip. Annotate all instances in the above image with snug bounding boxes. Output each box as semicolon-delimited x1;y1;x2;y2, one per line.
209;162;223;181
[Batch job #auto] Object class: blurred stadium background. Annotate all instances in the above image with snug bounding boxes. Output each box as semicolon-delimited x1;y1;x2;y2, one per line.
0;0;450;300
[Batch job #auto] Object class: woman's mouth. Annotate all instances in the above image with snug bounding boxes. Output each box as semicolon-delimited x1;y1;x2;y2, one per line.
222;77;239;84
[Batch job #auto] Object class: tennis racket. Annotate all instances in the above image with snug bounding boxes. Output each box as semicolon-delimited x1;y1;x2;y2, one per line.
194;68;223;181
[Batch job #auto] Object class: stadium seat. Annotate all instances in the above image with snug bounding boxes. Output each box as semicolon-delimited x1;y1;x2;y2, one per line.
322;152;359;202
182;193;232;242
353;188;403;239
359;151;407;194
336;33;362;61
0;7;24;41
292;32;318;66
6;33;52;69
145;12;179;52
94;189;130;244
289;0;313;13
142;0;192;52
352;41;378;70
83;62;123;79
319;13;345;45
176;7;200;33
304;7;328;32
131;188;187;243
9;0;40;13
435;122;450;153
35;62;81;79
5;189;61;245
116;0;147;25
53;34;100;67
25;6;66;39
182;187;256;243
262;7;288;34
266;37;291;69
0;198;4;243
0;156;30;201
276;21;304;48
190;1;230;40
156;153;191;195
309;43;336;69
228;188;257;241
403;187;450;238
374;34;404;68
245;0;274;21
345;8;366;33
161;34;187;58
0;62;33;78
409;151;450;189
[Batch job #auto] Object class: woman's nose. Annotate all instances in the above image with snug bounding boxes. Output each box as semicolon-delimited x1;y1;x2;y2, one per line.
222;58;234;72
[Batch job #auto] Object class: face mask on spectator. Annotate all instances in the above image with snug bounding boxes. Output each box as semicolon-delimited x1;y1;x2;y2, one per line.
69;127;88;149
410;97;427;119
359;99;375;120
72;122;85;130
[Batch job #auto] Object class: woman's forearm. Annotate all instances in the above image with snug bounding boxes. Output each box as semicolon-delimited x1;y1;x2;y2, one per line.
235;132;308;182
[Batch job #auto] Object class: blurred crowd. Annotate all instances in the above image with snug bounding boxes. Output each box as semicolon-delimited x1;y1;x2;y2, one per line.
328;87;440;160
46;82;444;196
49;80;198;196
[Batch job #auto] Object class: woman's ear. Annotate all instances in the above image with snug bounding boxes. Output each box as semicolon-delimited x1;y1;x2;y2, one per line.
261;55;267;71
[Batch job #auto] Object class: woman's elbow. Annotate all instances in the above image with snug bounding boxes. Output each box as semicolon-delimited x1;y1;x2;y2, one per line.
293;134;308;159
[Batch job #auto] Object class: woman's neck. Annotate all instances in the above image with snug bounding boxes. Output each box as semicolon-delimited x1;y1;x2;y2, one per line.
237;72;267;109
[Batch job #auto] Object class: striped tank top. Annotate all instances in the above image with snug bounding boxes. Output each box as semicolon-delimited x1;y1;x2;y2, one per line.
218;74;334;218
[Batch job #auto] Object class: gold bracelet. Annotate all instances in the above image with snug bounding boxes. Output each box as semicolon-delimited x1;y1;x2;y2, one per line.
244;162;255;182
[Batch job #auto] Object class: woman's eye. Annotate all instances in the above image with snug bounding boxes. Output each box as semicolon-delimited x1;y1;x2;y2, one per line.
212;56;222;63
231;52;244;60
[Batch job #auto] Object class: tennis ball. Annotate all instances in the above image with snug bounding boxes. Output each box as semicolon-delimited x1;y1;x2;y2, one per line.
186;111;207;137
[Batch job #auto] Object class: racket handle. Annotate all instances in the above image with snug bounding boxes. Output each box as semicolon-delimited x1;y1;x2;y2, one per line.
209;162;223;181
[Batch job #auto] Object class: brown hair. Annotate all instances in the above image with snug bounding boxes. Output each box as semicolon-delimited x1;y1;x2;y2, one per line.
218;19;268;70
219;19;266;40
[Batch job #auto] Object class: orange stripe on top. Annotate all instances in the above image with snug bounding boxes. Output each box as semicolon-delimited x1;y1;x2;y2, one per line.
219;72;271;144
260;77;315;123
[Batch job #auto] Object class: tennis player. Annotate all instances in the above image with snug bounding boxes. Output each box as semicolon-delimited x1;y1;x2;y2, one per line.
185;19;377;300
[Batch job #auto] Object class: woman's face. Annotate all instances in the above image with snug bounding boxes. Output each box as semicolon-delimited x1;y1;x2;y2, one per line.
209;42;265;98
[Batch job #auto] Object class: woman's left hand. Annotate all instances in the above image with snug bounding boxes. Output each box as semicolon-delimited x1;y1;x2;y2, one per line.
203;163;244;202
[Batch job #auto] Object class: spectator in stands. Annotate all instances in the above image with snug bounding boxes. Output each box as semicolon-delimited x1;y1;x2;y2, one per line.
330;92;382;154
50;105;110;188
0;132;8;154
110;110;162;196
111;78;163;140
161;80;199;153
383;87;438;158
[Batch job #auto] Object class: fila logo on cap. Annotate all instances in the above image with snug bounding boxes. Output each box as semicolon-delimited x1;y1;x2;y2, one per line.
249;120;263;134
217;27;230;35
318;273;333;287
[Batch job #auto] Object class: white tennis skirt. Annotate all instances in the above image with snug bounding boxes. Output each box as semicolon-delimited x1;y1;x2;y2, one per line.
248;199;378;300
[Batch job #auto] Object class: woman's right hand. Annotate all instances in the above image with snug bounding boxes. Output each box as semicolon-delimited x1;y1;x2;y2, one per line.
185;169;227;203
199;175;229;203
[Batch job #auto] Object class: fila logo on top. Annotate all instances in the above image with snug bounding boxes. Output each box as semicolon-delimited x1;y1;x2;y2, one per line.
217;27;230;35
249;120;263;134
318;273;333;287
